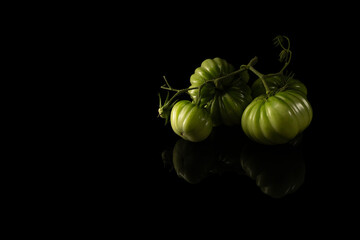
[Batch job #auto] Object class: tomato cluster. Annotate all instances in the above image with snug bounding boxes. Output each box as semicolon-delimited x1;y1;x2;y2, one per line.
159;37;313;145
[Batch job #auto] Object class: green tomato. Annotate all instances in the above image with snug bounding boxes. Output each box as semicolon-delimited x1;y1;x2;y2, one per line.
241;90;313;145
189;57;235;88
251;75;308;98
187;57;252;126
170;100;213;142
188;57;249;104
208;83;253;126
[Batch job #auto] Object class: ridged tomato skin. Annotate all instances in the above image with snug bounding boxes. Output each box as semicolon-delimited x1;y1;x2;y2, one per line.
189;58;235;87
241;90;313;145
208;83;252;126
251;75;308;98
170;100;213;142
188;58;235;104
187;57;252;126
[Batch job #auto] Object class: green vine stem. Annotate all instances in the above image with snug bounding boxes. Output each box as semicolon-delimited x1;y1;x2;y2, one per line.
247;58;271;95
158;82;197;121
159;77;197;109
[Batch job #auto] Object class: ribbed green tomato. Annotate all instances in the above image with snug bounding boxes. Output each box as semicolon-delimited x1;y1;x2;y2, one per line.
208;83;252;126
188;58;250;102
188;57;236;104
170;100;213;142
189;58;236;87
251;75;308;98
188;57;252;126
241;90;313;145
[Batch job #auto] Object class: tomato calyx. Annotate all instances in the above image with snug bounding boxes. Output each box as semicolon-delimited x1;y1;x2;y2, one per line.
249;72;292;100
158;91;179;125
260;88;289;101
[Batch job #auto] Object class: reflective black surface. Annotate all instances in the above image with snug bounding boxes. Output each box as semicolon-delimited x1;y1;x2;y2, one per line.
161;127;306;199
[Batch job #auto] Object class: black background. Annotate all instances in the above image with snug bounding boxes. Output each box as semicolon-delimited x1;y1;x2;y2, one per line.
65;6;358;234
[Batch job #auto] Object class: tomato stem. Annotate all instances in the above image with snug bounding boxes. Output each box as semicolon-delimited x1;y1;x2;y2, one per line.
213;66;248;85
158;77;199;119
160;87;196;108
195;82;208;106
247;61;271;95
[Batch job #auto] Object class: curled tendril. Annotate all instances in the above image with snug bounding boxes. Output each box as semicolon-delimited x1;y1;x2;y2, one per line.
273;35;284;47
279;49;290;63
273;35;292;73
